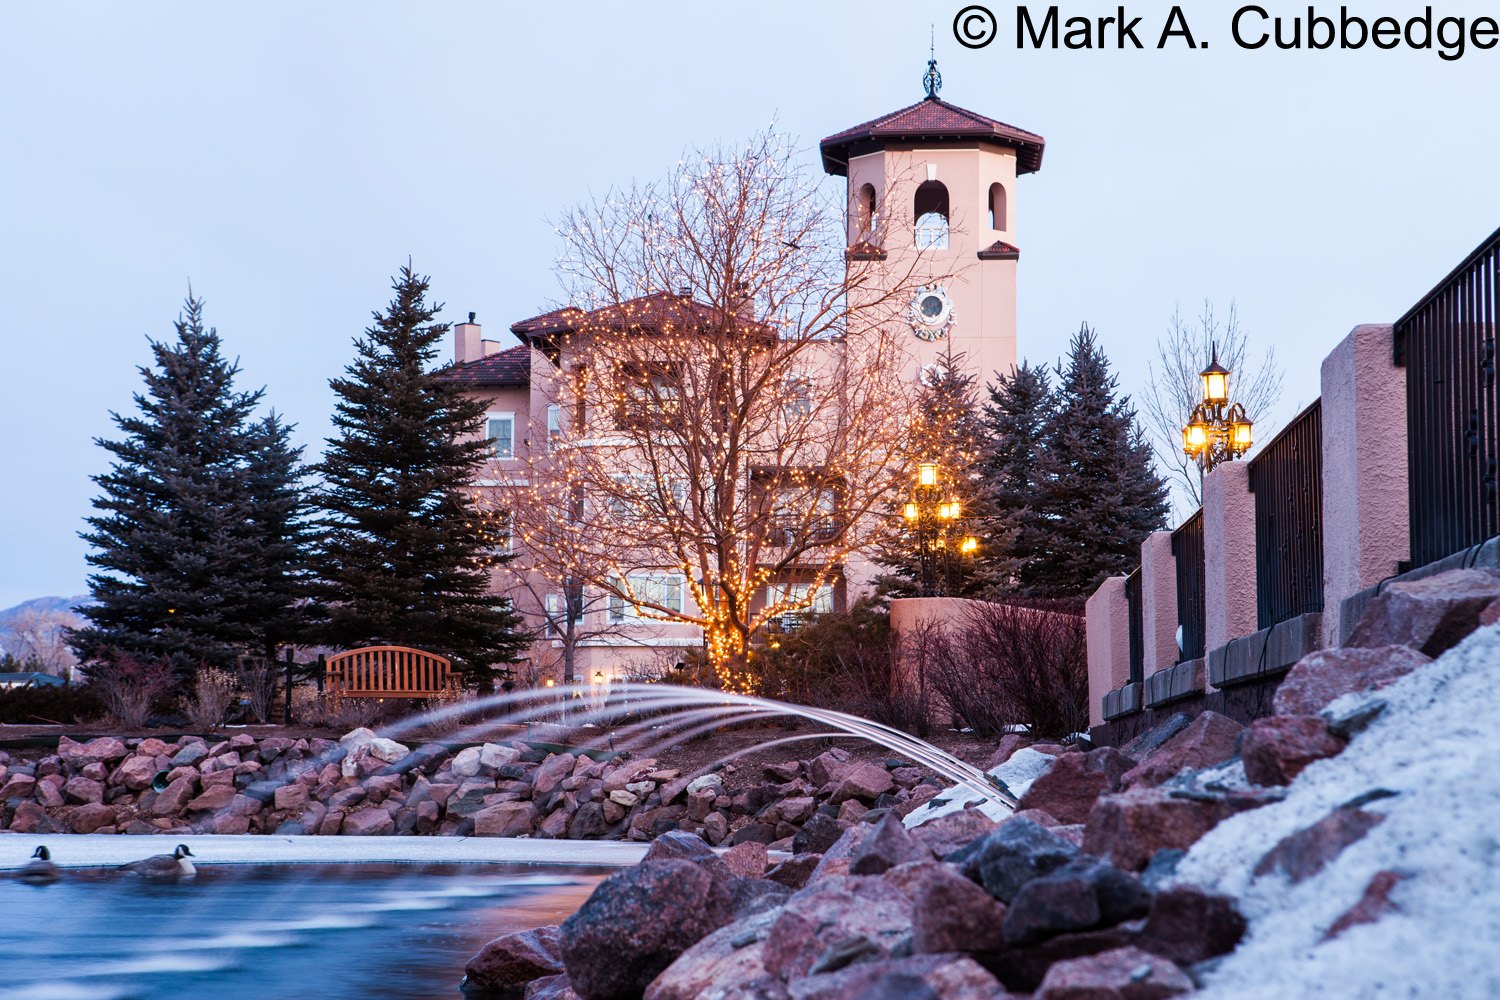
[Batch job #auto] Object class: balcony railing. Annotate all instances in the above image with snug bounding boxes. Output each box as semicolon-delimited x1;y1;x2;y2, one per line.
1395;225;1500;568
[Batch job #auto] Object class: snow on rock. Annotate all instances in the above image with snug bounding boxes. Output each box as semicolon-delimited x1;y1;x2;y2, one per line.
1175;623;1500;1000
901;747;1058;830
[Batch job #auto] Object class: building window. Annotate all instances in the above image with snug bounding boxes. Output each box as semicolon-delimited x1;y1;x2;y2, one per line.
855;183;877;236
766;581;834;629
487;412;515;458
608;574;684;621
547;404;562;450
544;593;561;636
784;375;814;418
988;183;1007;231
913;180;950;249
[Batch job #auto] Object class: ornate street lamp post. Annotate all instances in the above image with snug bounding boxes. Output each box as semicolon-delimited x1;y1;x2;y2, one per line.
1182;346;1254;475
903;462;977;597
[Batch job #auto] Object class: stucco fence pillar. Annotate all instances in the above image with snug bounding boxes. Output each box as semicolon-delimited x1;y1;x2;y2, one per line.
1084;577;1130;729
1320;323;1409;645
1203;460;1257;652
888;597;987;724
1139;530;1178;677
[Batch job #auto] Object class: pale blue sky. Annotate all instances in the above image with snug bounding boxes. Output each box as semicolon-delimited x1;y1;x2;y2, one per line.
2;1;1497;607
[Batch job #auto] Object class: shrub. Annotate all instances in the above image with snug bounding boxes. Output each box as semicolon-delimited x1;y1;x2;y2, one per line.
924;598;1088;740
85;649;175;728
185;667;237;730
0;681;105;725
238;659;279;724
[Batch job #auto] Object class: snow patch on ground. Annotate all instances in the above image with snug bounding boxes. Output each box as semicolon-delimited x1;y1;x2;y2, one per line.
901;745;1057;829
1175;624;1500;1000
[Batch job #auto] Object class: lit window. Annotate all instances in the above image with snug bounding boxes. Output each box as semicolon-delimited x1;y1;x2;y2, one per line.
487;413;515;458
544;593;561;637
547;404;562;449
609;574;684;620
766;581;834;628
784;375;814;418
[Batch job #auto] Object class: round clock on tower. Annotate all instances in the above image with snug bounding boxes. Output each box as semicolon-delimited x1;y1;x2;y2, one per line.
820;59;1045;384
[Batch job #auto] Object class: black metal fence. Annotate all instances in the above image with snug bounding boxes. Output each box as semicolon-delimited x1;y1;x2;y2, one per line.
1395;225;1500;569
1171;509;1206;662
1125;567;1144;685
1249;399;1324;629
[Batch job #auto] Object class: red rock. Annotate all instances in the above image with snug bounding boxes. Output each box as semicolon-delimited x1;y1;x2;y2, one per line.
151;776;197;816
1346;567;1500;656
70;802;117;833
1003;859;1152;947
537;808;570;839
57;736;129;768
641;914;775;1000
829;763;894;805
1084;788;1236;872
1274;646;1431;716
8;800;48;832
1134;885;1246;964
463;925;563;992
184;785;237;813
342;806;396;836
762;875;914;980
722;841;769;879
765;853;821;890
1036;945;1193;1000
212;814;251;834
849;813;933;875
984;733;1032;770
1253;806;1385;884
907;808;1000;858
527;973;582;1000
63;775;105;805
474;801;539;837
808;748;852;787
1325;870;1404;939
111;755;159;791
559;860;734;1000
781;954;999;1000
1017;747;1136;824
35;777;66;809
911;864;1009;953
1241;716;1347;787
1480;596;1500;627
1121;711;1243;790
0;773;36;800
532;753;577;796
274;783;310;812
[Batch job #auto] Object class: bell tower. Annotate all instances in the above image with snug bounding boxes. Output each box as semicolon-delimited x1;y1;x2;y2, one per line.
820;58;1045;385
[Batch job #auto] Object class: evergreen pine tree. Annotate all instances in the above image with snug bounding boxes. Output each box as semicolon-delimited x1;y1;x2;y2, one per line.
876;350;989;596
72;296;265;677
975;359;1055;593
312;265;526;685
236;412;318;660
1029;324;1169;595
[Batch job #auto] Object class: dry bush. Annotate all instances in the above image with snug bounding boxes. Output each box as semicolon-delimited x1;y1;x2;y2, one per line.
925;599;1088;740
238;660;279;723
86;650;174;729
185;667;237;730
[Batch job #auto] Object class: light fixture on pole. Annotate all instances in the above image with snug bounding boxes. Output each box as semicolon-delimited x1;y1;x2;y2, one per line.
903;462;978;596
1181;344;1253;474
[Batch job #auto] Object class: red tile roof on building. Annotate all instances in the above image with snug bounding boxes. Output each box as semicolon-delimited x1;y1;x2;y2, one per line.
821;97;1045;176
977;240;1021;260
435;344;531;386
510;291;773;362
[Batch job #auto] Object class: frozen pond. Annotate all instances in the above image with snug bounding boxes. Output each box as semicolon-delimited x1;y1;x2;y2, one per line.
0;861;604;1000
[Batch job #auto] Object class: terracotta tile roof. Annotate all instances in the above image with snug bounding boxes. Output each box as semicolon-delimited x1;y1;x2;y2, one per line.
977;240;1021;260
511;291;773;362
821;97;1045;176
436;344;531;386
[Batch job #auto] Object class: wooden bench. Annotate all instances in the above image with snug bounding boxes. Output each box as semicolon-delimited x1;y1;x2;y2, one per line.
324;646;458;710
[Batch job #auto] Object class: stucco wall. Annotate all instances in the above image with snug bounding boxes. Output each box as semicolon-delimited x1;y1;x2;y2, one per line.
1203;461;1258;650
1139;530;1178;675
1321;323;1408;645
1085;577;1130;728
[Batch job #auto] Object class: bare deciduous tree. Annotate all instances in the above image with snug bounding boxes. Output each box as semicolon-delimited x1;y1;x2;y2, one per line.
1141;301;1284;513
2;608;82;678
503;130;949;693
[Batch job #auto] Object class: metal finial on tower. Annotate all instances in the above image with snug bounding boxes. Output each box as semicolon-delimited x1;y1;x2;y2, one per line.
923;27;942;100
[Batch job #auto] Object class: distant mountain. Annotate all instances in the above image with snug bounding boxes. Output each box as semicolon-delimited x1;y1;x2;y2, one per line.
0;595;93;629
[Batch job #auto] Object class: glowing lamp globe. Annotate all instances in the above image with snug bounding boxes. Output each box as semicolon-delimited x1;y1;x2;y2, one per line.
1184;419;1210;454
1200;352;1231;404
918;463;938;488
903;502;919;521
961;536;978;553
1232;417;1253;450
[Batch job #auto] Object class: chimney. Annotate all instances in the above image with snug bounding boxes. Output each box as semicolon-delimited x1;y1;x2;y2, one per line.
733;281;754;325
455;311;481;364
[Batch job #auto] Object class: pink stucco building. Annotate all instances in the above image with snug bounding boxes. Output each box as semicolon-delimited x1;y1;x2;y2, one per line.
439;71;1046;685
